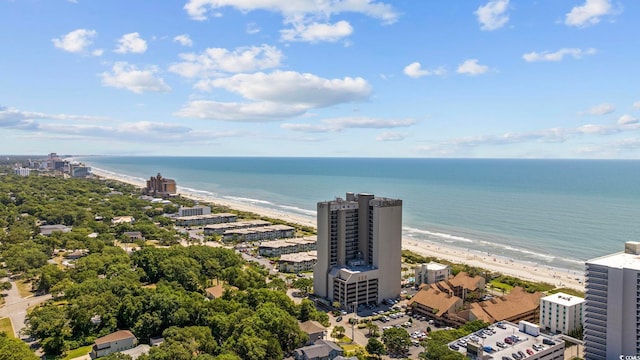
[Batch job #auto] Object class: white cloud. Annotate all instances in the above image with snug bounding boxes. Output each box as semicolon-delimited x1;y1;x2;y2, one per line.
565;0;617;27
183;0;399;24
523;48;596;62
92;49;104;56
173;34;193;47
114;32;148;54
376;131;408;141
280;20;353;43
618;114;639;125
196;70;372;107
175;100;308;122
100;62;171;94
282;117;415;133
169;44;283;78
581;103;615;116
403;62;446;78
456;59;489;76
246;23;261;34
52;28;97;53
633;101;640;109
475;0;510;31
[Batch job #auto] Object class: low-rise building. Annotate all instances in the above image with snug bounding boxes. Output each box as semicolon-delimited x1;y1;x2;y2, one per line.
299;320;326;345
408;287;464;326
39;224;72;236
415;262;451;285
203;220;271;235
468;287;543;324
175;213;237;226
178;205;211;217
13;167;31;176
123;231;144;242
279;251;317;273
442;271;485;300
293;340;343;360
540;292;584;335
449;321;565;360
112;216;135;225
204;283;238;300
222;224;295;242
90;330;137;359
258;237;317;257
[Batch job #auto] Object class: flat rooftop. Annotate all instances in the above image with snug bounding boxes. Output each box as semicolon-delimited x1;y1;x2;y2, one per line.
541;292;585;306
449;321;563;359
280;251;317;263
587;252;640;271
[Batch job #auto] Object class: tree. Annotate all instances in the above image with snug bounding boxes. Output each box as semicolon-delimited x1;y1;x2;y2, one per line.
292;277;313;295
267;277;287;292
382;327;411;356
365;338;386;359
331;326;345;340
0;333;39;360
365;321;380;337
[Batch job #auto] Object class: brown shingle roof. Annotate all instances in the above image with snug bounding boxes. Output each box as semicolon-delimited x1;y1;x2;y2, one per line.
299;320;326;335
448;272;485;291
205;283;238;299
95;330;136;345
408;288;462;317
473;287;542;322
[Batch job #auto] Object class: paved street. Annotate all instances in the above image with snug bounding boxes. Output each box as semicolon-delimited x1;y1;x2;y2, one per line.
0;280;51;338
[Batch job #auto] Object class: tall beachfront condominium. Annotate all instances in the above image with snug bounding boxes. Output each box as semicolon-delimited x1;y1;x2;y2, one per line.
313;192;402;310
583;241;640;359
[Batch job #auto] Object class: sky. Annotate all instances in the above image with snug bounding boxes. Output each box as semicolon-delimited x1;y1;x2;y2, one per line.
1;0;639;158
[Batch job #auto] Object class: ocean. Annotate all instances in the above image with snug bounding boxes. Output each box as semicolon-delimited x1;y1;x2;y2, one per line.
79;156;640;271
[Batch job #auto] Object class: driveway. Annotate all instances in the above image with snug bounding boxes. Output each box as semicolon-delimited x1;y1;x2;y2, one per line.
0;280;52;338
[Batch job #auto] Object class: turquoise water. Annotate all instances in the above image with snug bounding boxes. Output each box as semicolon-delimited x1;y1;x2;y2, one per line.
80;157;640;270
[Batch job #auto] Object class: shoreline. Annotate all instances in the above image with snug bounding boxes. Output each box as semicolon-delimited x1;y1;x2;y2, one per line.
91;167;585;292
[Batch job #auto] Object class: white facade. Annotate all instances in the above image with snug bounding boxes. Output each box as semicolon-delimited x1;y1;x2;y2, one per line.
178;205;211;217
314;193;402;308
13;167;30;176
584;241;640;360
540;292;584;335
415;262;451;285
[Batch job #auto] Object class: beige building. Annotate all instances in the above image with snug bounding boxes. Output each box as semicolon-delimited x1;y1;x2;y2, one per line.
90;330;137;358
415;262;451;285
178;205;211;217
258;236;317;257
175;213;237;226
222;224;296;242
203;219;271;235
314;192;402;309
279;251;318;273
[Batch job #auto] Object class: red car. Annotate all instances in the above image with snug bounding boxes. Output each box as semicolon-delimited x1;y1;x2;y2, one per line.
526;349;534;355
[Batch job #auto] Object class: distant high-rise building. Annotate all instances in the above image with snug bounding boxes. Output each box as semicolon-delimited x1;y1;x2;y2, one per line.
13;167;30;176
144;173;177;197
583;241;640;359
314;192;402;309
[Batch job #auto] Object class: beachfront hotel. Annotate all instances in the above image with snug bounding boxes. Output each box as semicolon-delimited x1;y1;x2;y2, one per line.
313;192;402;309
539;292;584;335
583;241;640;360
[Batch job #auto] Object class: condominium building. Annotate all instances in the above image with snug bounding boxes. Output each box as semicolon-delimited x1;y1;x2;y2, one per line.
13;167;31;176
258;236;317;257
145;173;177;197
278;251;318;273
178;205;211;217
175;213;237;227
221;224;296;242
415;262;451;285
540;292;584;335
584;241;640;360
203;220;271;236
314;192;402;309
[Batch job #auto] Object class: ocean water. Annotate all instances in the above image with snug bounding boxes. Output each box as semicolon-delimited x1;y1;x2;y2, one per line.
80;157;640;271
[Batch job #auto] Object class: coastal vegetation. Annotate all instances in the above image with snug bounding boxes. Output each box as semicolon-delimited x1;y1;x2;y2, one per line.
0;170;324;359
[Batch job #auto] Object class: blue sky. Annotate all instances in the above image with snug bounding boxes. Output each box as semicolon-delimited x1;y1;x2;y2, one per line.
1;0;639;158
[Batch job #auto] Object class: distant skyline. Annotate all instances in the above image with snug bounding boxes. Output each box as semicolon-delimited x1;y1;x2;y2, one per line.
1;0;639;158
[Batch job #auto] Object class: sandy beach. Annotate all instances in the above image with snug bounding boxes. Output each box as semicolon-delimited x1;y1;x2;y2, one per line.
92;168;585;292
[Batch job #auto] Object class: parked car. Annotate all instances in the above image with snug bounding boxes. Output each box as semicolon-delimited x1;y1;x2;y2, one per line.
336;316;343;322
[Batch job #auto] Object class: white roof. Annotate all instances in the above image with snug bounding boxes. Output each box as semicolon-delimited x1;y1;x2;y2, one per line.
588;252;640;271
424;262;449;271
541;292;585;306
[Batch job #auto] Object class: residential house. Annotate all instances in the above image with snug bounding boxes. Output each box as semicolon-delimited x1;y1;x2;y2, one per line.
293;340;343;360
299;320;326;345
90;330;137;359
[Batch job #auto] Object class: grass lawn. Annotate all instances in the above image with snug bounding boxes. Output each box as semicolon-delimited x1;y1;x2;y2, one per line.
489;280;513;293
16;280;33;298
335;335;352;343
62;345;93;360
0;317;14;338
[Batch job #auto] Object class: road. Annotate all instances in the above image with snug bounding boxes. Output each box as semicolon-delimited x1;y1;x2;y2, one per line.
0;280;51;338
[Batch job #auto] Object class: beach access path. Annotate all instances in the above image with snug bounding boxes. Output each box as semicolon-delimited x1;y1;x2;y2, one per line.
91;168;585;292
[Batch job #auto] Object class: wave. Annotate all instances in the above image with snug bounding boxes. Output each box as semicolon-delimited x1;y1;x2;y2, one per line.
278;205;317;217
223;196;274;206
404;227;474;243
